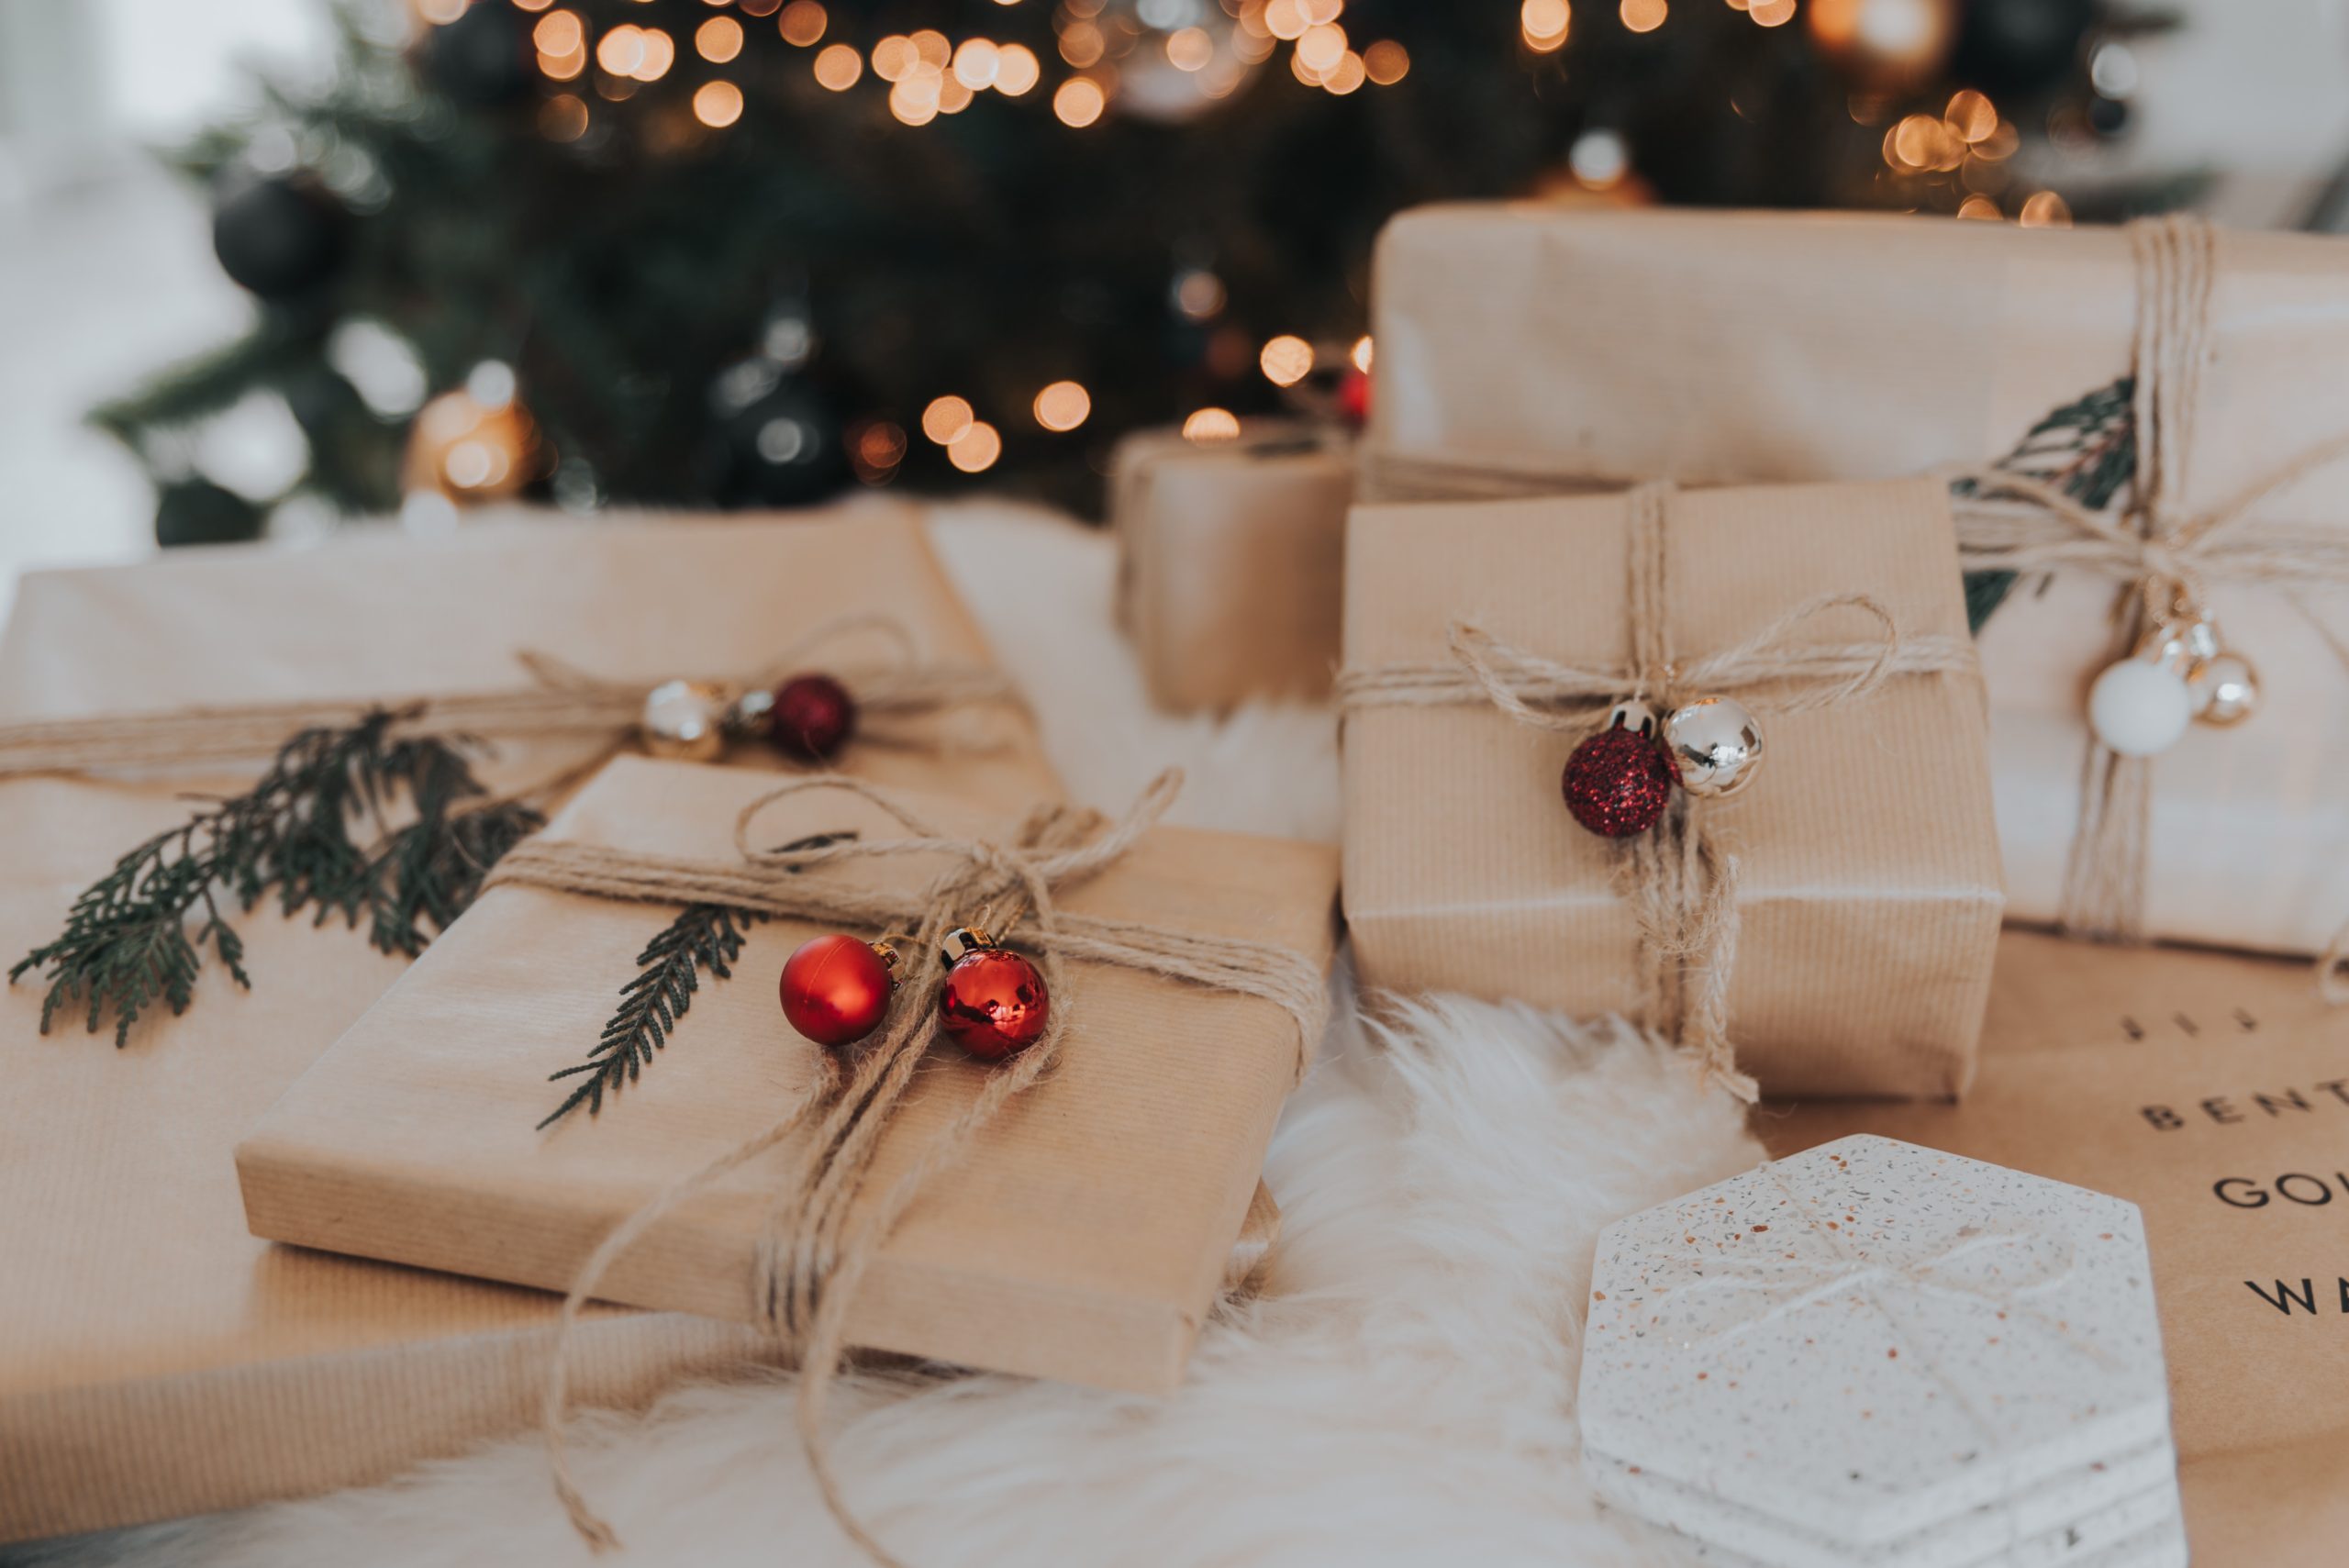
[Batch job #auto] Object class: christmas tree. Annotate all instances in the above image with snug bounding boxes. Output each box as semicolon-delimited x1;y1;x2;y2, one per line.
98;0;2176;545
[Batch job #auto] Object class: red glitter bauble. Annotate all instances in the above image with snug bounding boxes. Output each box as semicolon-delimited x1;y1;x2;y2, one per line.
939;948;1051;1062
1562;726;1676;838
779;933;894;1048
769;673;856;762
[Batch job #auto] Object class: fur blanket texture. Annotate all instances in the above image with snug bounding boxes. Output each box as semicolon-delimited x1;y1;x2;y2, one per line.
10;505;1765;1568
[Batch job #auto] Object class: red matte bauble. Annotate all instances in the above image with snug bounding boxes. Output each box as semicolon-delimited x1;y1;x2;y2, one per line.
769;673;856;762
1562;726;1676;838
938;949;1050;1062
1336;363;1372;429
779;933;894;1048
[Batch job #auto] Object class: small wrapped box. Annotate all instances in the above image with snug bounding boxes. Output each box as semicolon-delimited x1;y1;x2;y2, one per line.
1581;1135;2186;1568
1111;421;1352;710
1767;929;2349;1564
0;506;1063;1541
1371;205;2349;956
1341;477;2002;1097
238;756;1340;1396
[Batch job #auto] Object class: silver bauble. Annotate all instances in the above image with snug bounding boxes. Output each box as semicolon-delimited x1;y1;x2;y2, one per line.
1661;695;1765;799
640;678;732;762
2188;651;2260;727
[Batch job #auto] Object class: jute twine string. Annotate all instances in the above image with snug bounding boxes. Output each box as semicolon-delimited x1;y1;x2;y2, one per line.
495;767;1329;1566
1336;482;1975;1103
0;610;1021;776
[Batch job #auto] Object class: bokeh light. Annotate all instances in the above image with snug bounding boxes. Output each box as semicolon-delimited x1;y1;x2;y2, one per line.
1259;335;1315;386
696;16;744;61
779;0;827;46
813;42;862;88
922;395;975;444
693;80;744;127
1183;407;1241;443
948;421;1002;473
1054;76;1107;128
1032;381;1092;431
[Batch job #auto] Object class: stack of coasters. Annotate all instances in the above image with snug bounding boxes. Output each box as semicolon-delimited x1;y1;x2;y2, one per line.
1578;1135;2186;1567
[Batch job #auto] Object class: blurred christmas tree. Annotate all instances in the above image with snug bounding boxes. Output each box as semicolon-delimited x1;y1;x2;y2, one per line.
98;0;2183;543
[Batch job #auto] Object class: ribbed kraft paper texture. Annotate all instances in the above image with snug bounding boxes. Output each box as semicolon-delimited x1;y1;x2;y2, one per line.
1111;424;1353;710
1369;205;2349;957
238;756;1340;1399
0;505;1063;1542
1341;478;2003;1097
1765;929;2349;1568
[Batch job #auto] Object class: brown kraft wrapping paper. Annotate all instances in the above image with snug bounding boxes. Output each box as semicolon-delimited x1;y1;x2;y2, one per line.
1112;421;1353;711
238;755;1341;1398
0;506;1066;1543
1342;477;2003;1097
1764;929;2349;1568
1371;205;2349;956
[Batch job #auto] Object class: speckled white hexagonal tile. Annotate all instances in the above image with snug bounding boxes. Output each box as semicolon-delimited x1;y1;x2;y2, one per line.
1578;1135;2184;1568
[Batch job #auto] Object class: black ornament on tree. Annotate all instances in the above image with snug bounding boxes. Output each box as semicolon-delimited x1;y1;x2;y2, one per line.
154;479;265;549
1952;0;2096;95
210;175;349;302
419;1;537;110
706;378;852;508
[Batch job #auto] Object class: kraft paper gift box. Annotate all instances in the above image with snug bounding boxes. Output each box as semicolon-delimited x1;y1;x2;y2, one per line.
1111;420;1353;710
237;755;1341;1396
1765;929;2349;1568
1371;205;2349;957
0;506;1066;1542
1341;477;2004;1098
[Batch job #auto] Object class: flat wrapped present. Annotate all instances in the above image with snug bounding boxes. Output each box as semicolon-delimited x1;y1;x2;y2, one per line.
238;756;1340;1396
1371;204;2349;957
1581;1134;2186;1568
0;506;1063;1542
1111;421;1352;711
1341;478;2002;1097
1767;929;2349;1567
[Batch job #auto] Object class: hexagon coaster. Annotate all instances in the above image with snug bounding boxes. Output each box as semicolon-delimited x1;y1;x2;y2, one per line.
1578;1136;2187;1568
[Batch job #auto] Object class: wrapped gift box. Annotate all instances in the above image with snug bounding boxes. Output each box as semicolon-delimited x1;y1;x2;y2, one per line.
1111;421;1352;711
0;506;1065;1542
1580;1134;2186;1568
1371;205;2349;956
1766;929;2349;1567
238;756;1340;1396
1342;478;2002;1097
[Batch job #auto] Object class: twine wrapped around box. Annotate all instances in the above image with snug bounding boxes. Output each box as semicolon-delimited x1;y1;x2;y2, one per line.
1338;483;1974;1101
483;768;1328;1566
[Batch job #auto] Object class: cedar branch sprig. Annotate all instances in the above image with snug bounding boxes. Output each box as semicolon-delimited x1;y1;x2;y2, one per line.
9;707;542;1045
1960;374;2139;632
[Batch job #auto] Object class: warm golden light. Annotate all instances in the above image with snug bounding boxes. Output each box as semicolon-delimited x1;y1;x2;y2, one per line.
872;36;917;81
1259;335;1315;386
1748;0;1794;24
1174;270;1225;320
779;0;826;46
911;29;952;68
1887;110;1964;172
420;0;468;26
539;93;589;140
1944;88;1996;142
1363;39;1408;83
633;27;674;78
696;16;743;61
1165;26;1215;72
1264;0;1309;39
922;395;975;445
1351;335;1374;373
1324;49;1366;92
539;45;586;81
1182;407;1242;444
890;76;941;124
937;74;974;113
952;39;1001;87
1053;76;1107;128
1032;381;1092;432
1297;21;1347;72
1060;21;1106;67
596;23;648;74
693;79;744;126
947;421;1003;473
2020;190;2073;228
994;43;1041;95
1956;194;2000;221
813;41;862;87
740;0;781;15
512;0;556;13
1521;0;1570;50
533;9;584;54
1620;0;1666;32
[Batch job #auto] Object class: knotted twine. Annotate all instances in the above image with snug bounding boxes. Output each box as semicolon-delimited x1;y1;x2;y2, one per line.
1335;482;1976;1103
1944;215;2349;995
488;767;1329;1566
0;610;1020;777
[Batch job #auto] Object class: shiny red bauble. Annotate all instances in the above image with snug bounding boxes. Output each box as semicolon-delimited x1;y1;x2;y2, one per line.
768;673;857;762
1562;725;1676;838
779;933;895;1048
938;948;1051;1062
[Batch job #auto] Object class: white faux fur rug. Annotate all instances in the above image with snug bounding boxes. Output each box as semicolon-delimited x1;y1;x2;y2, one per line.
15;506;1763;1568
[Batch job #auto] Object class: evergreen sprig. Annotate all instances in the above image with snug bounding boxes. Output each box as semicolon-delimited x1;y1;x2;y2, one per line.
9;708;540;1045
1961;374;2139;632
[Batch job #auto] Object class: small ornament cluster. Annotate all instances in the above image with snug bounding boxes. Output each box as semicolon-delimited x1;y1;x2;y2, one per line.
2087;611;2259;758
640;671;857;764
779;923;1049;1062
1561;695;1765;838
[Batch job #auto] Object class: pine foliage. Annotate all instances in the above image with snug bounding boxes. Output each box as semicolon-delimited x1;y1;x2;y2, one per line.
540;902;762;1129
1959;374;2138;632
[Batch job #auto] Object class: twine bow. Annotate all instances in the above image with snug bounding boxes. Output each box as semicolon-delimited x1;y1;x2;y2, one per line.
1338;483;1975;1103
1944;216;2349;995
0;610;1021;777
496;768;1329;1567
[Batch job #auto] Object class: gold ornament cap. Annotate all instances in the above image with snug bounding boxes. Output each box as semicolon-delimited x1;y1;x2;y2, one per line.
940;926;996;966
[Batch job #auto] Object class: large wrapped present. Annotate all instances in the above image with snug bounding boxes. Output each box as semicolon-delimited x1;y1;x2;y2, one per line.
1341;477;2001;1097
238;756;1340;1398
1766;929;2349;1567
1370;205;2349;958
0;506;1063;1541
1111;421;1353;711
